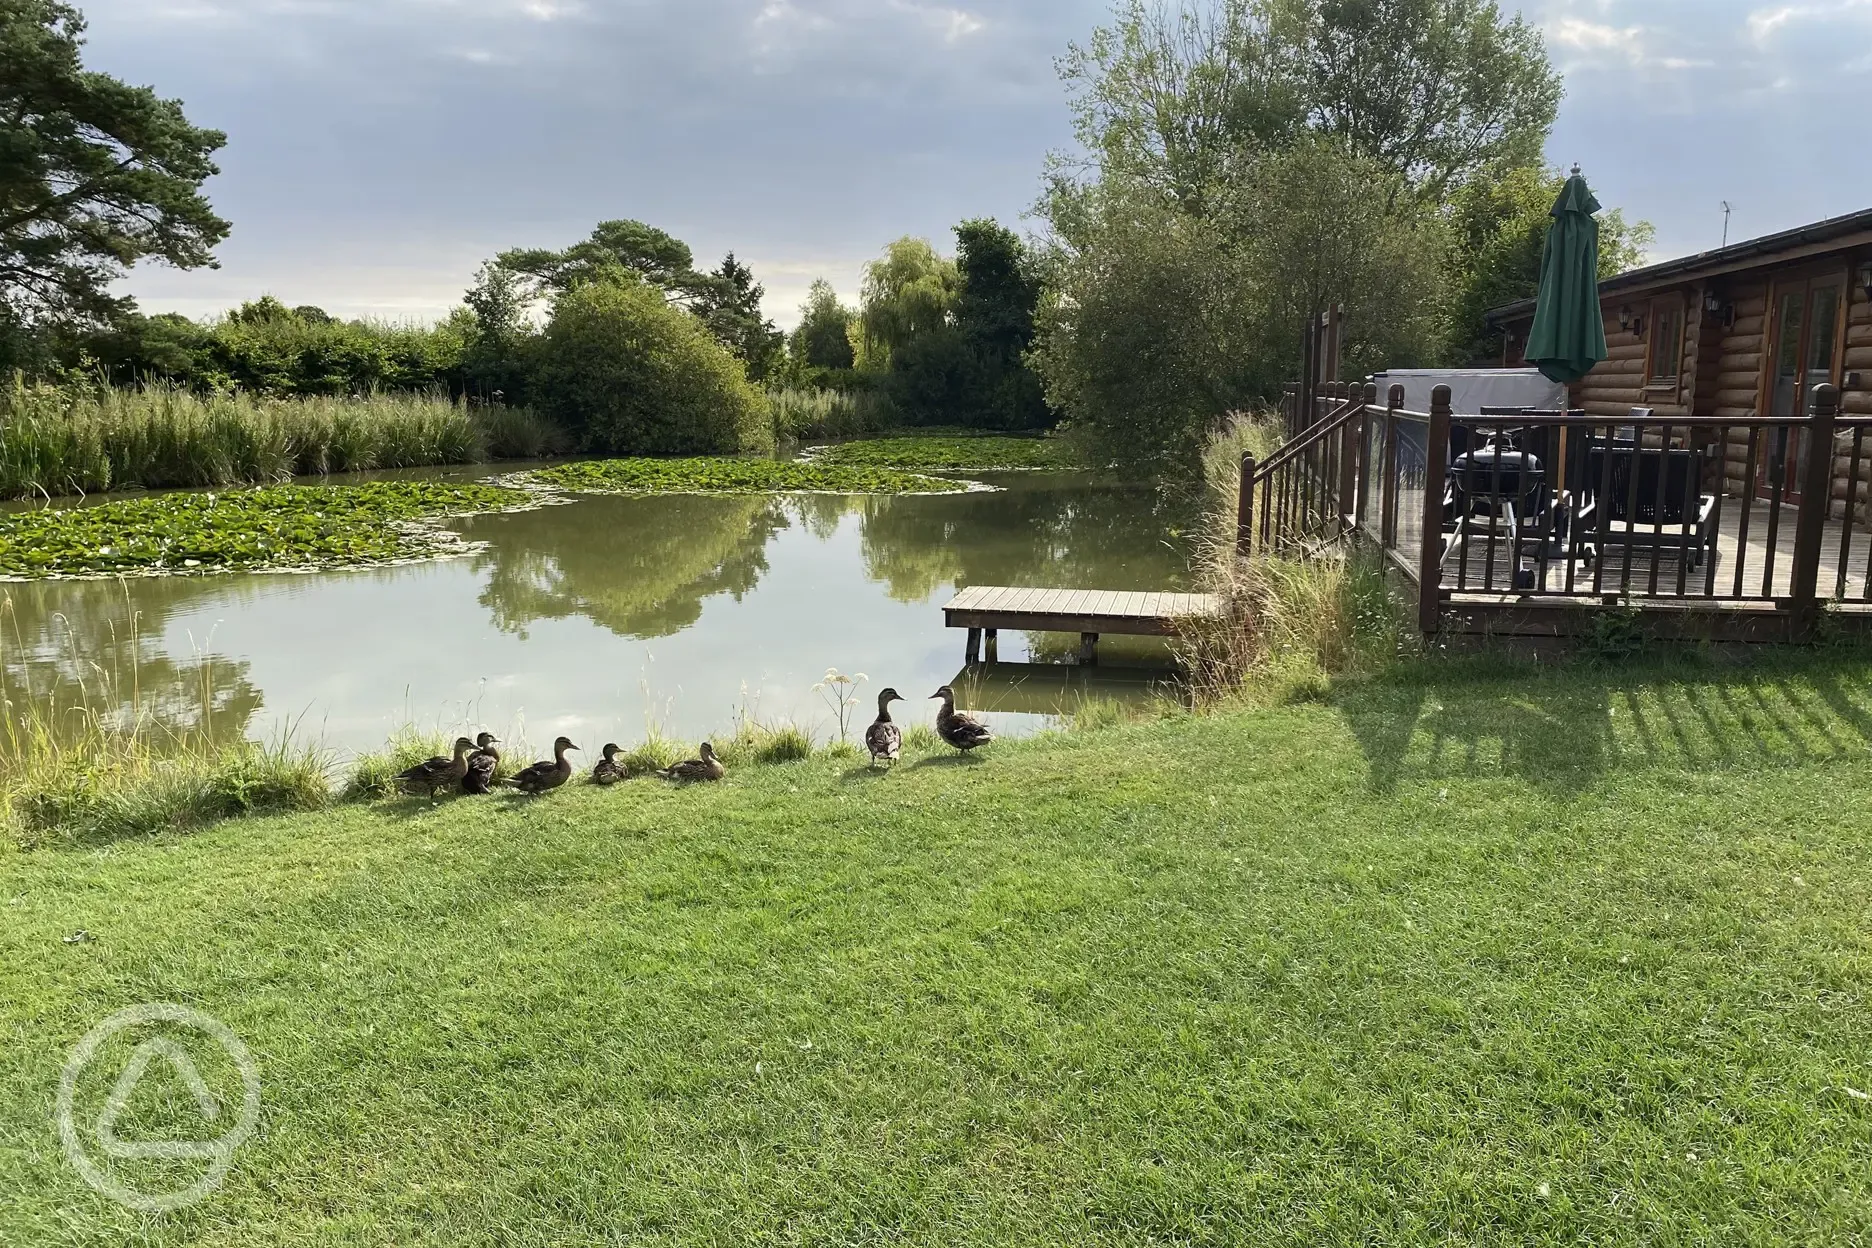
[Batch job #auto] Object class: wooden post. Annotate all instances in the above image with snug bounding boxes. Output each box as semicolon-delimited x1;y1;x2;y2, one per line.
1380;384;1402;549
966;628;981;664
1789;382;1838;639
1322;304;1344;385
1237;452;1257;557
1418;384;1453;636
984;629;998;663
1079;633;1099;665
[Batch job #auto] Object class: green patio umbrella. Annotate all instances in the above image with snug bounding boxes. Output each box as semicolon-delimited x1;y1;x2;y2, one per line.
1524;169;1608;384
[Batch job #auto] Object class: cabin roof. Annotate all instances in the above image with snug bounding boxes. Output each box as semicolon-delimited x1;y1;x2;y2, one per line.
1484;205;1872;326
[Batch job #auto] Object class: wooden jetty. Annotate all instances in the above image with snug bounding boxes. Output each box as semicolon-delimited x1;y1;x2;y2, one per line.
942;586;1222;664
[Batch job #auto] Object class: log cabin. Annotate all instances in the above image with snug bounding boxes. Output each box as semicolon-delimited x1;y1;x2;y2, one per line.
1486;207;1872;524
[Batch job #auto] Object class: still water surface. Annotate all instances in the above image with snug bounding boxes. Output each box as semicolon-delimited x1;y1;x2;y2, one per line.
0;468;1198;759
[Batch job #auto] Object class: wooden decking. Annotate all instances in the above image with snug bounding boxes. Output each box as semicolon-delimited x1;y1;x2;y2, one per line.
943;585;1221;664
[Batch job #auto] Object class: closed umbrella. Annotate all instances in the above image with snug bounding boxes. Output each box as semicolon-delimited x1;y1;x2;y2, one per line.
1525;168;1607;385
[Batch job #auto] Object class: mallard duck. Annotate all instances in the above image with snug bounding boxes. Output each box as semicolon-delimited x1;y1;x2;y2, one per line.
865;687;904;767
461;732;500;795
397;736;475;804
657;742;724;783
507;736;579;794
931;685;992;755
591;743;628;785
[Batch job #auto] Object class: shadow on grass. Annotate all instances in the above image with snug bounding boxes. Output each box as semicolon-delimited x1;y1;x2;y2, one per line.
1335;645;1872;798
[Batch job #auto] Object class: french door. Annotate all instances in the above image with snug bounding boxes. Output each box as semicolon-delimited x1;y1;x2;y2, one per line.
1759;273;1843;504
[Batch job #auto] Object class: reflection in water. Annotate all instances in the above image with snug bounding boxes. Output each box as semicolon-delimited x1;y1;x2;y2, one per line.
464;494;788;639
0;578;264;756
4;471;1199;758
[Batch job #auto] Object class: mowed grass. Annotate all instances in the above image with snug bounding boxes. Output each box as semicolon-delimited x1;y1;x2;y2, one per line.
3;653;1872;1244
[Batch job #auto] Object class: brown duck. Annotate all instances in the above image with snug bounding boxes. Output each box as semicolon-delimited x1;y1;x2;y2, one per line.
461;732;500;795
657;742;724;783
931;685;992;755
591;743;628;785
865;688;904;767
507;736;579;794
397;737;475;804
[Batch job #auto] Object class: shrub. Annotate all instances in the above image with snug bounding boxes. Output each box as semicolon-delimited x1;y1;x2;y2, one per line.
534;279;773;456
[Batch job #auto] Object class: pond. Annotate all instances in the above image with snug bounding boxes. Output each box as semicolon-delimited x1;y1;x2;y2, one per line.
0;467;1201;761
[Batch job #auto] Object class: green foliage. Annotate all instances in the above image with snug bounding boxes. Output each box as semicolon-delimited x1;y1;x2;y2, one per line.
813;435;1080;471
766;386;893;441
0;380;562;498
533;279;774;456
461;261;538;402
499;218;702;304
789;279;858;371
692;253;784;381
859;237;958;367
527;457;965;497
0;481;530;577
951;218;1053;430
1445;167;1657;363
0;0;229;331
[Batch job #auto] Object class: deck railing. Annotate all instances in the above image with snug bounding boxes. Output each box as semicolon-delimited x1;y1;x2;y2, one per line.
1241;382;1872;640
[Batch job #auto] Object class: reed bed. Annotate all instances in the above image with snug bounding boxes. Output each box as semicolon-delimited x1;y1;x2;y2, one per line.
766;386;894;441
0;380;566;500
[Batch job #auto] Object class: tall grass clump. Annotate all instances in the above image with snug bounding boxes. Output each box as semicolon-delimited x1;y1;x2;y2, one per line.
0;377;564;500
1178;415;1408;704
0;594;332;848
767;386;895;442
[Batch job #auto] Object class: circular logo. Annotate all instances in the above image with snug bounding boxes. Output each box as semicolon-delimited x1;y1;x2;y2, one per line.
56;1003;261;1212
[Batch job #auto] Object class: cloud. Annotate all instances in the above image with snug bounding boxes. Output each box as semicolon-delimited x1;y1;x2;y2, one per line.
1547;16;1709;71
1746;0;1872;43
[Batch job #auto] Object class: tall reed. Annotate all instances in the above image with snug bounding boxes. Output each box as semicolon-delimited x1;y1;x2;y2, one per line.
766;386;895;442
0;378;566;500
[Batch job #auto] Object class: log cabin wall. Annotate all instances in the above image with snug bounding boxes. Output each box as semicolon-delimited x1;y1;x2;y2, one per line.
1497;265;1872;524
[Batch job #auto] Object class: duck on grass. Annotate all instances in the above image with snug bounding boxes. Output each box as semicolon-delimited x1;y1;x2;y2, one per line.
0;481;533;579
524;457;971;497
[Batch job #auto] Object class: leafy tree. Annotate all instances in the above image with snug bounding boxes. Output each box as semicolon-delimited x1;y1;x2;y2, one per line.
497;219;702;306
692;252;782;380
952;218;1052;430
789;279;857;371
1270;0;1563;203
859;237;957;367
532;277;772;456
0;0;229;330
462;260;536;400
1443;166;1654;363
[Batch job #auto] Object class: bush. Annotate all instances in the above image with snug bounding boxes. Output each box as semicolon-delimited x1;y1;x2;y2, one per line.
534;280;773;456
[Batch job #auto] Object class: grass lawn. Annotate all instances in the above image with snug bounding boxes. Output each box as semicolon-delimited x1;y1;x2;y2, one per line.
3;653;1871;1244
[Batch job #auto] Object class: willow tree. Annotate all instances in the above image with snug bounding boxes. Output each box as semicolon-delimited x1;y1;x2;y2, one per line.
858;237;957;368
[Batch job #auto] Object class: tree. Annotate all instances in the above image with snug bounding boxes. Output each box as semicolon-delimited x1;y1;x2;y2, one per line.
497;219;702;305
1443;166;1654;363
859;237;958;367
1270;0;1563;203
0;0;228;330
462;260;536;400
532;277;772;456
692;253;782;380
789;279;857;371
952;219;1052;429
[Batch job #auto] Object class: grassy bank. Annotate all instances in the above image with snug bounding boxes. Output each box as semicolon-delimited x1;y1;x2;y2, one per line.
0;481;533;578
3;650;1871;1243
811;433;1080;471
0;381;566;500
527;457;969;496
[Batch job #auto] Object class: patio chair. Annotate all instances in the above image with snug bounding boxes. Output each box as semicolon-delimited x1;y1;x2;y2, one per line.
1572;441;1717;571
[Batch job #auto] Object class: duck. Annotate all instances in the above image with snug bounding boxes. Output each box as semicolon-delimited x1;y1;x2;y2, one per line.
397;736;476;804
865;687;904;767
931;685;993;756
657;742;724;783
460;732;500;795
591;743;629;785
507;736;579;794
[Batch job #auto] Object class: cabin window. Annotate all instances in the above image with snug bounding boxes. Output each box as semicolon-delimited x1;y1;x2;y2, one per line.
1646;297;1684;388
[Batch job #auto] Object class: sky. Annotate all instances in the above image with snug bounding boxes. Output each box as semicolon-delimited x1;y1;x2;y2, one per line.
73;0;1872;329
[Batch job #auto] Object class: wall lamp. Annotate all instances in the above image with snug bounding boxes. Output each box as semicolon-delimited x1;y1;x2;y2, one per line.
1859;261;1872;305
1704;291;1736;330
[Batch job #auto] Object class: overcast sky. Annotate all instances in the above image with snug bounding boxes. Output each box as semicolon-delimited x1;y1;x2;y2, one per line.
78;0;1872;328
